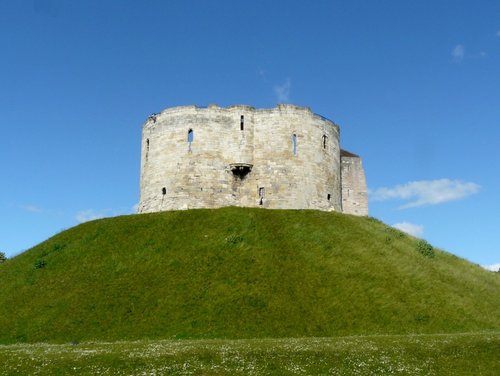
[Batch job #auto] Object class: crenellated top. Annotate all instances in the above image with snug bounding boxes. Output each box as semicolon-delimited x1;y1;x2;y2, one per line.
143;104;339;132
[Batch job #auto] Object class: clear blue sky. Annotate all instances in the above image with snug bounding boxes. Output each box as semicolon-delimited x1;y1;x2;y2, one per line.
1;1;499;269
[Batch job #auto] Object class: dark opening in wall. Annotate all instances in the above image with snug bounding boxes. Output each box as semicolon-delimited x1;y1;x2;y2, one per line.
322;135;328;149
327;194;331;201
292;133;297;156
146;139;150;160
230;163;253;180
259;187;265;205
162;187;166;195
240;115;244;131
187;129;194;143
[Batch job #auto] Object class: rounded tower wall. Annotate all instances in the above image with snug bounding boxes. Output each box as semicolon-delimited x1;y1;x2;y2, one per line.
139;105;341;213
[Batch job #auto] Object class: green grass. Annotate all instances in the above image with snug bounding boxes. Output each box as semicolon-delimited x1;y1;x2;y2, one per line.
0;207;499;344
0;333;498;375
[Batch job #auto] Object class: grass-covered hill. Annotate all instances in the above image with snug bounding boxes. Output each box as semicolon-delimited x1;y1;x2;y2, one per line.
0;208;498;344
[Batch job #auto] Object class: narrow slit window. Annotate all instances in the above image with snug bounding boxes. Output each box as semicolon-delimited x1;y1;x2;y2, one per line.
146;139;150;160
162;187;166;195
240;115;244;131
327;194;331;201
322;135;327;149
292;133;297;156
187;129;194;143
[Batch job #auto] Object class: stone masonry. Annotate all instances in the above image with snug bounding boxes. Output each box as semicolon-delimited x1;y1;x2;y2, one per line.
138;104;368;215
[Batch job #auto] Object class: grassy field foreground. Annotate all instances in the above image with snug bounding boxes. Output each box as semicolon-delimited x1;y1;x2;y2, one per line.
0;333;498;375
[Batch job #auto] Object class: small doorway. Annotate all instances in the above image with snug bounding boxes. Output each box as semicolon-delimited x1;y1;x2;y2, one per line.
258;187;265;205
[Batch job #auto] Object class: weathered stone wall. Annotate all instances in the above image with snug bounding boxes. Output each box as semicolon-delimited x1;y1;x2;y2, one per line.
340;150;368;216
138;104;367;215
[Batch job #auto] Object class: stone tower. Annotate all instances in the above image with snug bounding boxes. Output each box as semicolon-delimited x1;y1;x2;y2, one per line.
138;104;367;215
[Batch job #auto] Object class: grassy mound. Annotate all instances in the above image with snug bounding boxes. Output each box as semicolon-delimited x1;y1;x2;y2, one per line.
0;208;498;343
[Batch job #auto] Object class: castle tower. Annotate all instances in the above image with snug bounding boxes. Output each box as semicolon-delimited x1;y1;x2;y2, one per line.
138;104;367;216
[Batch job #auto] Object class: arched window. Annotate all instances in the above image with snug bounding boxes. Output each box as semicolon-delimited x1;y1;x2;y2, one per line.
187;129;194;143
292;133;297;156
322;135;327;149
